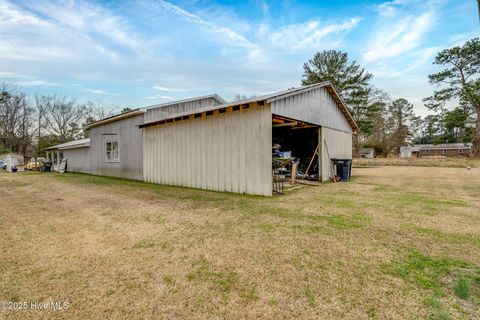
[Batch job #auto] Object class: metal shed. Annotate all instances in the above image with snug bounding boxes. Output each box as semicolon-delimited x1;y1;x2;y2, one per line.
44;138;91;173
139;82;358;196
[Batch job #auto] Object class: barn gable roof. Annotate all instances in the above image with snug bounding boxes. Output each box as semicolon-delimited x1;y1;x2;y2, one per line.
138;82;359;131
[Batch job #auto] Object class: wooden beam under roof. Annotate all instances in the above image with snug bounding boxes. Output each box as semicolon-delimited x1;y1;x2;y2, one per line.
272;114;318;129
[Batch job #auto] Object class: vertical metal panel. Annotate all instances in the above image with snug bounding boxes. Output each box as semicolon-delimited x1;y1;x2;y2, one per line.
63;148;90;173
271;87;352;133
88;114;143;180
143;105;272;196
319;127;352;182
144;97;223;122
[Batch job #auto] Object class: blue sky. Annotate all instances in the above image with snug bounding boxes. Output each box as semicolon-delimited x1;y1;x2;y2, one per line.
0;0;478;115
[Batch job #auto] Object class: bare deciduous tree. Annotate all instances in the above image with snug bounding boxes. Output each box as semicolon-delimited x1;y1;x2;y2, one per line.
36;94;89;143
0;83;35;155
85;101;117;124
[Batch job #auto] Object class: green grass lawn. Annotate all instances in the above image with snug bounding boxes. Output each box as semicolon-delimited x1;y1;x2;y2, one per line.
1;166;479;319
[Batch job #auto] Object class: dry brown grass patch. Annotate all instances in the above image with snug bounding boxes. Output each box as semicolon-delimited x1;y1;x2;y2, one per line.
0;166;479;319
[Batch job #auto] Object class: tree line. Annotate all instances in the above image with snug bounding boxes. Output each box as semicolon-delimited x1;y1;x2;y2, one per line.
0;83;125;156
302;37;480;156
1;38;479;158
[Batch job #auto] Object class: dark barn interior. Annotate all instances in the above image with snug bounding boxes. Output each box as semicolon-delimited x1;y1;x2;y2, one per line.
272;115;320;193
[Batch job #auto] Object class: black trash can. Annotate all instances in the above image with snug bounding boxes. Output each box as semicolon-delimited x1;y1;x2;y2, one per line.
332;159;352;182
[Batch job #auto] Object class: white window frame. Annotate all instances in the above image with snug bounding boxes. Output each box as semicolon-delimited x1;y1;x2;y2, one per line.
105;136;120;163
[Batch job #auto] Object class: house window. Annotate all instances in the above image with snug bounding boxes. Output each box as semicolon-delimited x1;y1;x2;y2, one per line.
458;149;464;155
105;139;119;162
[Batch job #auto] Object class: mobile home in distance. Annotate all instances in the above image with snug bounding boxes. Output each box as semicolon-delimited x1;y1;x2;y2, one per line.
400;143;473;158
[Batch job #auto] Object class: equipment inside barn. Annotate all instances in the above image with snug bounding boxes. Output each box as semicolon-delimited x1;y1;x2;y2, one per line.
272;115;320;185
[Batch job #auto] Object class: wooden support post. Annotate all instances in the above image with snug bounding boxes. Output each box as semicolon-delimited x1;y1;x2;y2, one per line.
291;162;297;185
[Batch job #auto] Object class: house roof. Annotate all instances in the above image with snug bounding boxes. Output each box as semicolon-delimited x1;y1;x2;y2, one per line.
415;143;472;150
138;83;359;131
400;146;420;152
83;109;145;129
83;94;227;130
44;138;90;151
143;94;227;110
415;143;473;150
401;143;473;152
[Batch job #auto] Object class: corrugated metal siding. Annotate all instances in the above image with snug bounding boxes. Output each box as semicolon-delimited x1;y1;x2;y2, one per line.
271;87;352;133
319;127;352;182
143;105;272;196
144;97;223;122
88;114;143;180
64;148;90;173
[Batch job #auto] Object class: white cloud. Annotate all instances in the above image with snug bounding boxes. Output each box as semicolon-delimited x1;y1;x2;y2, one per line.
362;0;445;62
0;0;139;67
0;70;24;78
368;46;440;78
24;0;139;50
15;80;59;87
246;48;268;63
145;94;176;100
148;0;255;49
1;0;468;113
83;88;106;94
267;18;362;51
376;0;416;17
153;86;190;92
363;11;434;61
146;0;361;59
0;1;50;28
259;0;269;17
82;88;119;96
0;42;75;61
358;0;454;115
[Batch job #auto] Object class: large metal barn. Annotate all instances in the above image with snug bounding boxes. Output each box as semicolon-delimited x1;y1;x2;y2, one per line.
139;82;358;196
